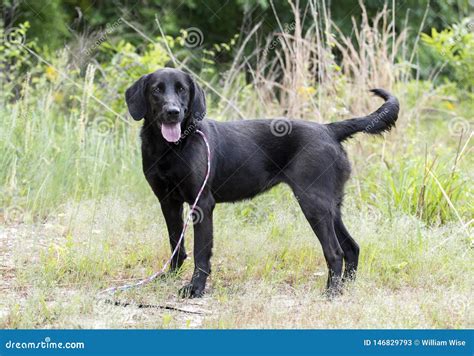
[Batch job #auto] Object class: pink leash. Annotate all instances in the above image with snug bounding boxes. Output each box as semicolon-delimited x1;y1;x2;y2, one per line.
99;129;211;295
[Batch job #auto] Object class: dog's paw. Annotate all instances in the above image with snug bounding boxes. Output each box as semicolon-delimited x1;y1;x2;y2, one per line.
179;283;205;298
323;286;343;300
342;269;357;283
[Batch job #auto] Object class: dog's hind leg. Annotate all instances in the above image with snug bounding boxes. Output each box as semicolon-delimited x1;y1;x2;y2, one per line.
334;211;359;282
295;190;344;296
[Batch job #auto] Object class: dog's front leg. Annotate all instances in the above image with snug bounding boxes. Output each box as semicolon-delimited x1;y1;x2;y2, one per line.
179;194;215;298
160;198;187;272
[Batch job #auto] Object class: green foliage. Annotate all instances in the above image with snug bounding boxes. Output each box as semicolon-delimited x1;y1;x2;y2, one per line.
421;18;474;90
12;0;70;49
0;22;34;100
3;1;471;61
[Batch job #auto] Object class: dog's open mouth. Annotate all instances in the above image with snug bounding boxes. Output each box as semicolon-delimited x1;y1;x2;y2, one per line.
161;122;181;143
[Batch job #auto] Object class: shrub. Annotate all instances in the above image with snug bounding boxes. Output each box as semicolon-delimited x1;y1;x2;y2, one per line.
421;18;474;91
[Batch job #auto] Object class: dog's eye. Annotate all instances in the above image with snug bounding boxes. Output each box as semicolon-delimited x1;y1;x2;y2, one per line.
153;84;164;95
177;86;185;93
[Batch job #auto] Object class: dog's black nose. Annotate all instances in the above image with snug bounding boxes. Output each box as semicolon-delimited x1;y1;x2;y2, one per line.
166;107;180;116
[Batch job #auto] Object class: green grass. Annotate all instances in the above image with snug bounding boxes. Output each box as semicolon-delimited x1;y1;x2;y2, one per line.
1;84;146;221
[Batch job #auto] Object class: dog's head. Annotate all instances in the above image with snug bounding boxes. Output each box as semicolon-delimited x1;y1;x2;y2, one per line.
125;68;206;142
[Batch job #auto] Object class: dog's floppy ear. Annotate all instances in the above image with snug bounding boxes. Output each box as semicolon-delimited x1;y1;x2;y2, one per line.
125;74;149;120
187;74;206;121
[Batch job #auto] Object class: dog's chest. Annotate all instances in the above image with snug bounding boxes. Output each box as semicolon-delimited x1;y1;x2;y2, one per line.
148;154;186;180
143;147;192;192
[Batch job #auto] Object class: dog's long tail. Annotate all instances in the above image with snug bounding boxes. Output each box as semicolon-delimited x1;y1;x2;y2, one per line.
327;89;399;142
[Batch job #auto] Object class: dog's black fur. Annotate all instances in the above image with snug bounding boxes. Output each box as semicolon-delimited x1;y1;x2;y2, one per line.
125;68;399;298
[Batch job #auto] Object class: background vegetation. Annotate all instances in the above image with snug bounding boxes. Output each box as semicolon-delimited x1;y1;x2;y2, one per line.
0;0;472;328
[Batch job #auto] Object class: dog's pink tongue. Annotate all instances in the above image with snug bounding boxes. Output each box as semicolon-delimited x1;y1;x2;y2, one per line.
161;123;181;143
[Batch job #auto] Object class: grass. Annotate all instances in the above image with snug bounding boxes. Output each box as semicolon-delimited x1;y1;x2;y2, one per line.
1;2;473;329
1;194;472;328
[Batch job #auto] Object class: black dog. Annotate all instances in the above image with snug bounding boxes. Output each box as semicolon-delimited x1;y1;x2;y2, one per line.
125;68;399;297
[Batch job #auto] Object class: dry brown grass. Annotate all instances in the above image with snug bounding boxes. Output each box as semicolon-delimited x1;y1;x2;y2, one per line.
219;0;411;121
